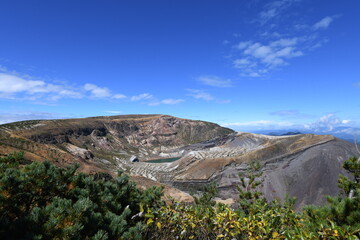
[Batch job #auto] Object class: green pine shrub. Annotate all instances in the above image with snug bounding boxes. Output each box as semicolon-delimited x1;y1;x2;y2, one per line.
0;152;163;239
1;152;360;239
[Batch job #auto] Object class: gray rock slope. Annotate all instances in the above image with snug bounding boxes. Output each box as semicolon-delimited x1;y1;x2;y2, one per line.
121;132;358;208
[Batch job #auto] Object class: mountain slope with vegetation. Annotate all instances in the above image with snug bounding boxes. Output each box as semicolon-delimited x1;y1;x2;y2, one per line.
1;115;358;209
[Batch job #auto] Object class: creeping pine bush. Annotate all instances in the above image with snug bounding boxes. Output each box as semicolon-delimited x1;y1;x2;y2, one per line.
0;152;163;240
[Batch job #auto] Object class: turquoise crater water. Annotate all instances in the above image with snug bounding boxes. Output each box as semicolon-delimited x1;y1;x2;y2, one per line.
146;157;180;163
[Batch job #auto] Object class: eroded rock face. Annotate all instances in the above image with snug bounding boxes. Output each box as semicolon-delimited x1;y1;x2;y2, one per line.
65;144;94;160
0;114;233;203
160;133;357;209
115;132;357;208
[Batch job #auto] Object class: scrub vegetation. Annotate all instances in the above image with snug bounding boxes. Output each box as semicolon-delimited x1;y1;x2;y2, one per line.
0;152;359;239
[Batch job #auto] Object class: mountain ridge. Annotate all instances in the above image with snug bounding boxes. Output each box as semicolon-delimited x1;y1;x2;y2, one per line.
0;114;358;208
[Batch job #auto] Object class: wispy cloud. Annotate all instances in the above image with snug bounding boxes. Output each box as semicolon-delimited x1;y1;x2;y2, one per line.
313;16;334;30
229;1;338;77
270;109;313;118
112;94;127;99
130;93;153;101
160;99;184;104
0;111;61;125
186;89;214;101
104;110;122;114
271;110;302;117
233;38;303;76
130;93;184;106
258;0;300;24
198;76;232;88
222;120;294;130
148;98;184;106
186;89;231;103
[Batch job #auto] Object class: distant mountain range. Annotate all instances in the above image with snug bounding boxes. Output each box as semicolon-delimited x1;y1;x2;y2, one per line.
254;126;360;144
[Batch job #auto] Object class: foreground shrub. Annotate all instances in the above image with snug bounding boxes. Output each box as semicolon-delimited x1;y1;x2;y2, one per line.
1;152;359;239
0;152;163;239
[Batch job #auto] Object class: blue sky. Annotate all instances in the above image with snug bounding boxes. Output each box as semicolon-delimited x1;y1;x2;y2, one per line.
0;0;360;132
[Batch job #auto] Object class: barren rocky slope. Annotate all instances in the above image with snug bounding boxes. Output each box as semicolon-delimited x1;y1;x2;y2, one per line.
117;132;358;208
0;114;232;201
179;133;358;208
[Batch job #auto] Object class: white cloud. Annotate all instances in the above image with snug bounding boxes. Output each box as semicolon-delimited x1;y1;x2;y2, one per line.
131;93;153;101
0;73;82;100
198;76;232;88
0;65;7;72
236;41;252;50
186;89;214;101
112;94;127;99
258;0;300;24
303;114;351;131
260;8;277;22
337;128;360;136
313;16;334;30
84;83;111;98
270;37;298;47
0;73;44;93
0;70;178;106
104;110;122;114
221;114;357;134
233;58;251;66
0;71;130;102
245;43;272;58
84;83;127;100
